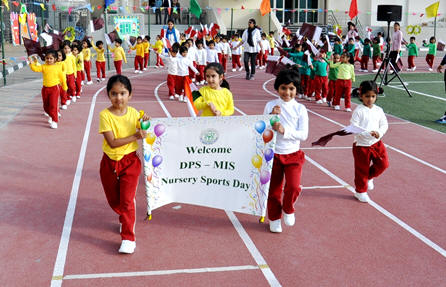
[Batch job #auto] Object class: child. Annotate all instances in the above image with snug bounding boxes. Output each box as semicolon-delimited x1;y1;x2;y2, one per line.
351;80;389;203
29;50;67;129
423;36;437;71
267;31;275;55
56;50;69;110
345;38;355;59
63;41;77;105
131;36;145;73
92;40;106;82
109;38;127;75
371;38;381;72
193;63;234;116
99;75;150;254
143;35;151;70
153;35;164;68
263;67;308;233
204;40;219;64
326;53;340;107
359;38;371;72
177;45;199;102
82;39;93;84
220;36;232;73
330;52;355;111
214;35;223;64
230;34;243;72
406;36;418;71
72;45;84;100
160;43;180;100
179;33;186;45
333;38;343;56
185;39;198;82
312;50;329;104
259;33;271;69
195;40;207;85
299;51;312;99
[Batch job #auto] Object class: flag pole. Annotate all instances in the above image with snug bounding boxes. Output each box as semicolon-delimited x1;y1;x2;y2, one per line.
434;16;437;38
1;3;6;86
104;8;110;71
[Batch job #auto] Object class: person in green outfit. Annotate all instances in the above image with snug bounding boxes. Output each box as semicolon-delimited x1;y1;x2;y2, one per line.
405;36;419;71
423;36;437;71
359;38;372;72
371;37;382;72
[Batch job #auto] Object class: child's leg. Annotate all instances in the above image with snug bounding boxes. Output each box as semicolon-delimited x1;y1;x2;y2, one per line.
100;62;106;78
232;55;237;69
282;150;305;215
100;154;121;214
199;65;205;81
262;50;268;66
360;55;366;70
352;143;371;193
174;75;184;95
134;56;139;70
314;76;322;100
67;74;76;99
364;56;369;70
321;76;329;99
84;60;92;82
327;79;335;102
222;55;227;72
267;154;285;221
344;80;352;108
144;52;149;68
75;71;82;97
41;87;50;115
60;86;67;106
81;70;85;82
114;60;122;75
372;56;378;70
96;61;101;79
333;79;343;106
408;56;413;69
217;53;223;64
236;54;242;68
139;56;144;70
369;141;389;179
167;74;176;96
48;86;59;122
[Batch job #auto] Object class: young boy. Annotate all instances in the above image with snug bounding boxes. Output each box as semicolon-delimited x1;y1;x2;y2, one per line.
153;35;164;68
267;31;275;55
177;45;199;102
359;38;372;72
406;37;418;71
160;43;180;100
259;33;271;70
131;36;145;73
143;35;151;70
195;40;207;85
109;38;127;75
220;36;232;73
230;34;243;72
312;50;329;104
372;38;381;72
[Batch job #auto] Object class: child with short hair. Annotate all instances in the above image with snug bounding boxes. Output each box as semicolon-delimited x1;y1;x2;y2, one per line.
99;75;150;254
351;80;389;203
185;39;198;82
72;45;83;100
195;40;207;85
177;45;199;102
29;50;67;129
220;36;232;73
63;41;77;105
406;36;418;71
299;50;312;99
92;40;106;82
359;38;371;72
230;34;243;72
214;35;223;64
194;63;234;116
154;35;165;68
259;33;271;70
312;50;329;104
334;38;343;56
82;39;93;84
56;50;69;110
143;35;151;70
371;37;381;72
161;43;180;100
267;31;275;55
204;40;219;64
109;38;127;75
263;67;308;233
345;38;355;58
131;36;145;73
423;36;437;71
326;53;340;107
330;52;355;111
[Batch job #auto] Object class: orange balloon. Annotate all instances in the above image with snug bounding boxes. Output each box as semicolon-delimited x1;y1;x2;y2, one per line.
146;132;156;145
262;129;273;143
146;173;152;182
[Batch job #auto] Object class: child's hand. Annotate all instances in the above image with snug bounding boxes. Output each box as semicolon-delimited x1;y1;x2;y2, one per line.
134;129;146;140
438;65;444;73
141;113;151;121
272;122;285;134
270;105;281;115
370;131;380;139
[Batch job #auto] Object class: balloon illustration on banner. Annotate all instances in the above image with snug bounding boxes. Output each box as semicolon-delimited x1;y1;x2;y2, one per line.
254;120;266;134
270;115;280;127
154;124;166;137
262;129;273;143
251;154;263;169
144;152;151;162
146;132;156;145
146;173;152;182
140;120;150;130
259;170;271;185
264;148;274;162
152;155;163;168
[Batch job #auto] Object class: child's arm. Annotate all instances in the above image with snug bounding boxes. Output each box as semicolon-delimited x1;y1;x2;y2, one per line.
29;57;42;72
121;48;127;63
102;130;146;148
188;60;199;74
351;65;355;82
374;110;388;139
59;69;68;91
220;92;234;116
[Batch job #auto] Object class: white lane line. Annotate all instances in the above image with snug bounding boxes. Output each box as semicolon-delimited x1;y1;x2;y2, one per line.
305;155;446;258
301;185;348;190
153;81;172;118
262;77;446;175
160;86;281;286
64;265;259;280
387;85;446;102
301;146;351;150
388;81;444;84
50;86;106;286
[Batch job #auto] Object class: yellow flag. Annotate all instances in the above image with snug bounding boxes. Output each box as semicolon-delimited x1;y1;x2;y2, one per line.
40;3;46;11
425;1;440;18
2;0;10;11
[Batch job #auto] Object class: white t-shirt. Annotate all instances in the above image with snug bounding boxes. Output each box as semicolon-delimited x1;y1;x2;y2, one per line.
351;104;388;146
195;48;207;65
263;98;309;154
242;28;262;53
231;40;242;55
177;55;199;76
160;54;179;75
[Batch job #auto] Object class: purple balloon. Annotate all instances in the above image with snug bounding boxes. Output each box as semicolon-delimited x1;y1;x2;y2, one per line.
152;155;163;168
154;124;166;137
259;170;271;185
264;149;274;162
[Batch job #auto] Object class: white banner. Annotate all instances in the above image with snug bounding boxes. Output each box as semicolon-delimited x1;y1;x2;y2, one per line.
142;115;278;218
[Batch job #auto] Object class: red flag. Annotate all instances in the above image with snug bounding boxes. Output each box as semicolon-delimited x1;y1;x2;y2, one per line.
282;27;291;36
184;76;199;116
162;37;172;50
160;28;165;38
349;0;358;20
260;0;271;16
184;26;192;35
190;29;197;38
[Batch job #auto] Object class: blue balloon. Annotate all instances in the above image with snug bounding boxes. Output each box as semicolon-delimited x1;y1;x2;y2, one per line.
144;152;151;162
254;121;266;134
152;155;163;168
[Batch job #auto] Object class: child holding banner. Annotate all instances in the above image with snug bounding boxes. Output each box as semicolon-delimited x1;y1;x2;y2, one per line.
194;63;234;116
99;75;150;254
263;68;309;233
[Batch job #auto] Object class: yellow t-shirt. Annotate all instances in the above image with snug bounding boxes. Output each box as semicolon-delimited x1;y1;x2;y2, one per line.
131;43;145;56
30;62;68;90
99;106;140;161
75;53;84;72
64;53;77;75
194;86;234;117
143;42;151;53
92;44;106;62
154;40;164;54
109;46;127;63
82;48;91;62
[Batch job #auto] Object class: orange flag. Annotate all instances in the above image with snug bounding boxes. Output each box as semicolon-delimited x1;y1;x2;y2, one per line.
184;76;199;116
260;0;271;16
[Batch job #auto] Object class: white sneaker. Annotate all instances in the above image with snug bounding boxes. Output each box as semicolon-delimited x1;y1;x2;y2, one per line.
96;78;101;83
412;66;416;71
406;68;412;71
138;70;143;74
61;105;67;110
76;96;80;99
101;78;106;81
322;98;327;103
43;112;49;117
429;68;433;72
143;68;147;71
119;223;122;233
354;192;370;203
87;81;93;85
174;94;180;99
58;112;61;118
66;100;71;106
169;95;175;100
81;81;84;86
298;94;303;99
372;69;378;72
359;69;364;72
238;67;244;71
119;240;136;254
134;70;139;74
367;179;374;190
232;68;236;72
269;219;282;233
363;70;368;73
50;121;58;129
283;213;295;226
192;78;196;82
155;65;159;69
345;108;352;112
48;117;53;124
71;96;76;103
304;96;312;101
200;80;205;85
334;105;340;110
316;99;323;104
179;95;184;102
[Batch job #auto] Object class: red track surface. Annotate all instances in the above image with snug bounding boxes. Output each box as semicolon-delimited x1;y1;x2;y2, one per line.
0;64;445;287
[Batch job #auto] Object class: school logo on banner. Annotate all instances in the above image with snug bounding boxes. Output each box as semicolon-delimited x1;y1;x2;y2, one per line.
142;115;277;219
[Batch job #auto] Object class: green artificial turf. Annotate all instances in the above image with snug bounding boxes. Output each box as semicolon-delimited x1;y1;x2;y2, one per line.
353;73;446;133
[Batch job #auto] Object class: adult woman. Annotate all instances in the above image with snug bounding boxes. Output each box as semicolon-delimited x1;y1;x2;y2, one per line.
390;22;403;72
235;19;263;80
165;19;180;51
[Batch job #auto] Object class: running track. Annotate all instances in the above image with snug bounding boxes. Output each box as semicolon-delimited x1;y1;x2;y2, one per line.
0;64;445;286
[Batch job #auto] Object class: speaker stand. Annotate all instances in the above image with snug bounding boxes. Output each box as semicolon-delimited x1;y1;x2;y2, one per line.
373;21;412;97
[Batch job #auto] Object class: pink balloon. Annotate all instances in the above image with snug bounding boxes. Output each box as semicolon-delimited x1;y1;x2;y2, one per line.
259;170;271;185
154;124;166;137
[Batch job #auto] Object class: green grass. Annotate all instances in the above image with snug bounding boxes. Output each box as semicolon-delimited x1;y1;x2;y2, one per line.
354;73;446;133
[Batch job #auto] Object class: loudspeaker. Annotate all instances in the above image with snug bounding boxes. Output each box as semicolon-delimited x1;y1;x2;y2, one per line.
377;5;402;22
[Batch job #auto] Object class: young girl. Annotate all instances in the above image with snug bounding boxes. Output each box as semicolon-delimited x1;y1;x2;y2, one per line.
63;41;77;105
351;80;389;203
92;40;106;81
153;35;164;68
330;52;355;111
143;35;151;70
131;36;145;73
326;53;340;107
82;39;93;84
423;36;437;71
406;36;418;71
263;68;308;233
312;50;329;104
72;45;83;100
56;50;69;110
359;38;371;72
29;50;67;129
177;45;199;102
230;34;242;72
99;75;150;254
220;36;232;73
195;40;207;85
109;38;127;75
160;43;180;100
204;40;219;64
193;63;234;116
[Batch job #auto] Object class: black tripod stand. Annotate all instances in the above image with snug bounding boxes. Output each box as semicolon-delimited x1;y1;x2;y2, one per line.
373;21;412;97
